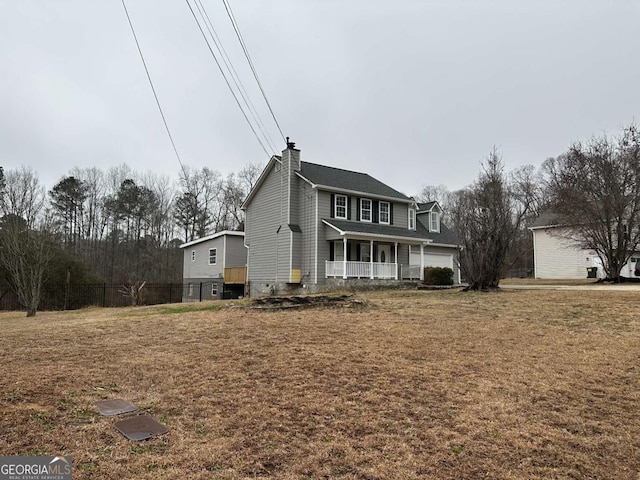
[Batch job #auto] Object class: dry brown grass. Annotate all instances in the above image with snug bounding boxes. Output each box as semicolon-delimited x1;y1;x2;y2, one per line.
0;290;638;479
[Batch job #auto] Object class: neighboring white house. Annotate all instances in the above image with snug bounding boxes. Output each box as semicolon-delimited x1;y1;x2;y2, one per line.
179;231;247;300
530;213;639;279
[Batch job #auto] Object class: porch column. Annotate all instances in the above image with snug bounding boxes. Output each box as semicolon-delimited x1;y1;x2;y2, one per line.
370;239;374;279
420;244;425;281
394;242;398;280
343;237;348;279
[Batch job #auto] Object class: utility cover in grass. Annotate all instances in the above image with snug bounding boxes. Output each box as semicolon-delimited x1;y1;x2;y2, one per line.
113;415;169;441
95;399;139;416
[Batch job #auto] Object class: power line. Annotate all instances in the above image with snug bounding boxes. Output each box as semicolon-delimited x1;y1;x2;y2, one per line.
120;0;188;180
193;0;278;154
221;0;286;143
185;0;272;158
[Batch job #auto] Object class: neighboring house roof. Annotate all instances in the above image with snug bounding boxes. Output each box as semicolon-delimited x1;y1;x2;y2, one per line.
323;219;459;247
179;230;244;249
529;211;563;230
298;161;412;202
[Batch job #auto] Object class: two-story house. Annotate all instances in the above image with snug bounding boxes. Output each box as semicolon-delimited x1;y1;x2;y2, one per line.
242;141;459;297
179;230;247;300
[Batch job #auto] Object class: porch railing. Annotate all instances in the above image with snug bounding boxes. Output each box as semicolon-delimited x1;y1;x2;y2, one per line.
401;264;422;280
325;261;397;279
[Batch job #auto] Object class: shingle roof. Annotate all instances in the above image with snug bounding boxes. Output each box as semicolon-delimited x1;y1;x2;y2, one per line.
323;218;459;246
298;162;411;201
417;201;437;212
530;211;562;229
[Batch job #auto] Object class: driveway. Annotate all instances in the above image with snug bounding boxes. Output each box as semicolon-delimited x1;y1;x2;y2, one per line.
500;283;640;291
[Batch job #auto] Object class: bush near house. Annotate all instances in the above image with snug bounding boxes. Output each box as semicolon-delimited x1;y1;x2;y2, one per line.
423;266;454;285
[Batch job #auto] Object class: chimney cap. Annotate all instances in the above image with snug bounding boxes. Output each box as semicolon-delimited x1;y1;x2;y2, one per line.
286;137;296;149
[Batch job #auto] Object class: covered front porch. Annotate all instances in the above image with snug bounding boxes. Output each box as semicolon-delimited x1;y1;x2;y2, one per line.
325;237;425;280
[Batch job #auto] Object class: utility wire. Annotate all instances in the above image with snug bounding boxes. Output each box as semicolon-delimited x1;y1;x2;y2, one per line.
120;0;188;179
194;0;278;153
221;0;286;143
185;0;272;158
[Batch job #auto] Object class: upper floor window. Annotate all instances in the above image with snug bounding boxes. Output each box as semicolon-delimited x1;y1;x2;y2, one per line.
209;248;217;265
379;201;390;224
408;208;416;230
335;194;347;219
360;199;372;222
430;212;440;232
191;250;196;262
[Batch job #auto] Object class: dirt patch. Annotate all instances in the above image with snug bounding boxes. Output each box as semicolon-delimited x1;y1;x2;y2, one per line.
248;294;366;310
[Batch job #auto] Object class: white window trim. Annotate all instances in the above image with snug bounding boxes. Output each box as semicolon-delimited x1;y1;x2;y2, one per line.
408;208;416;231
211;284;218;295
360;198;372;223
209;248;217;265
379;201;390;225
335;194;347;219
430;212;440;232
191;250;196;262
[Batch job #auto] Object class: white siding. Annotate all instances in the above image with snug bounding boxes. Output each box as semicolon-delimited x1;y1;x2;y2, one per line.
533;228;596;279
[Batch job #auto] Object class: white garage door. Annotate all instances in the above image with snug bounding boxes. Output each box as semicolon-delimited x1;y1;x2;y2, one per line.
424;253;453;269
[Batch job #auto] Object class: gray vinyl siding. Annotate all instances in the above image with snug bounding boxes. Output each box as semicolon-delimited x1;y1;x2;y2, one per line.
182;237;225;280
245;162;284;284
316;190;334;282
224;236;247;268
295;181;316;282
397;244;410;266
393;201;409;229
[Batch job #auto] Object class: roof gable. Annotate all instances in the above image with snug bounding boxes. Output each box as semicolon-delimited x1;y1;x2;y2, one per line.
298;161;411;201
179;230;244;249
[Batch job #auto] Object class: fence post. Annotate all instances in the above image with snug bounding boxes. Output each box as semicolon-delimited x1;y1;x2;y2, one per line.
199;282;203;302
103;283;107;307
169;283;172;303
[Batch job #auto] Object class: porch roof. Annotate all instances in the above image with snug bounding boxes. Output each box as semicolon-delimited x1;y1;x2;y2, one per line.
323;218;431;243
324;218;460;247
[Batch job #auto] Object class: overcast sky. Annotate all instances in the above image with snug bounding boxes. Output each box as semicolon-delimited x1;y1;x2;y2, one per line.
1;0;639;197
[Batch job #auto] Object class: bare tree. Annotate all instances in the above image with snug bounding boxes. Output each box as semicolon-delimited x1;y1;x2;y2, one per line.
451;149;535;290
238;162;263;193
0;166;45;228
0;169;52;316
545;124;640;279
416;184;452;214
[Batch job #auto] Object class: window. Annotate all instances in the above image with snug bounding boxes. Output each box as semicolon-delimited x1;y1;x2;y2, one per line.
209;248;217;265
188;283;193;297
360;243;371;262
408;208;416;230
191;250;196;262
360;199;372;222
211;284;218;296
335;195;347;219
379;202;390;224
430;212;440;232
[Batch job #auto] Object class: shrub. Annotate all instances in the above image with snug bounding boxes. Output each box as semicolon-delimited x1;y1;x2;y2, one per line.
423;267;454;285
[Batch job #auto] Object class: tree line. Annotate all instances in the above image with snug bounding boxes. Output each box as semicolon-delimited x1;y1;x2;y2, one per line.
0;162;261;315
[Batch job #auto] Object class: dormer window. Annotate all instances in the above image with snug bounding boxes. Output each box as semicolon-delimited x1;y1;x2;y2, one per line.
430;212;440;232
334;195;347;219
360;199;372;222
408;207;416;231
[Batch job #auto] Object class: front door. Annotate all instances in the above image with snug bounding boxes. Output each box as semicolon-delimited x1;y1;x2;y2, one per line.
378;245;391;263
